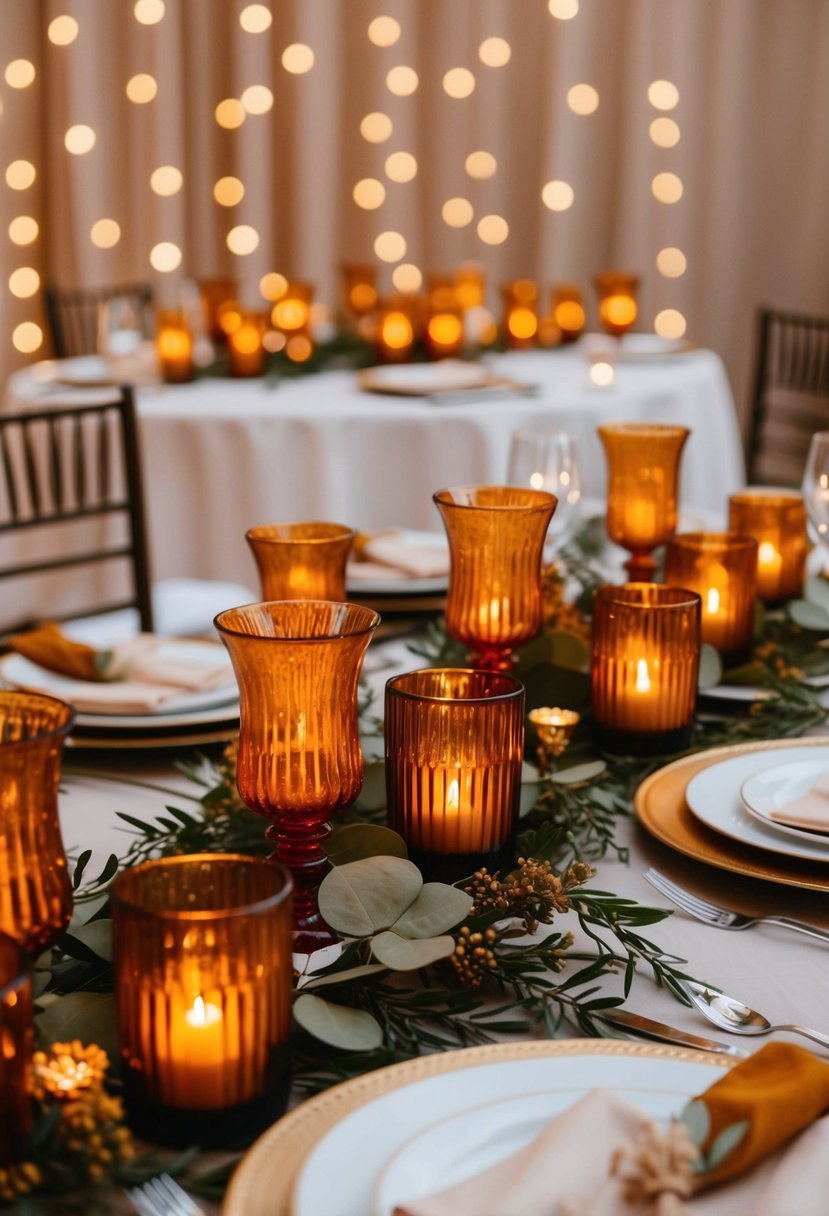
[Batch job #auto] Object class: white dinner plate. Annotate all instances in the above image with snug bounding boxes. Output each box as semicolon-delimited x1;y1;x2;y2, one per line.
700;680;829;705
581;333;696;361
291;1048;726;1216
52;355;118;386
685;745;829;862
0;640;237;719
346;530;449;595
740;759;829;840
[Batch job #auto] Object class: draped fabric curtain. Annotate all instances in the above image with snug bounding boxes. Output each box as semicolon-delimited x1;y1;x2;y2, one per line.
2;0;829;425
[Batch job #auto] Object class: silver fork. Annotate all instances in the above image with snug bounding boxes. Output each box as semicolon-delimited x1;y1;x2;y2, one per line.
125;1173;205;1216
644;868;829;944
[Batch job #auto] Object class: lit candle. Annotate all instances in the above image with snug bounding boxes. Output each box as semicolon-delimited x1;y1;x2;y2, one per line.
594;272;640;338
156;316;194;383
665;534;758;667
756;541;783;599
376;299;416;362
163;993;229;1110
500;280;539;349
226;312;267;377
728;491;808;604
552;285;586;342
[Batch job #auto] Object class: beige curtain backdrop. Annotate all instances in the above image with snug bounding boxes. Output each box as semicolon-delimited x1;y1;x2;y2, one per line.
2;0;829;429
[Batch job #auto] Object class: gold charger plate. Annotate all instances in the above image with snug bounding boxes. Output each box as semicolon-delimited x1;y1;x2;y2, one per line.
66;723;238;750
222;1039;732;1216
635;737;829;892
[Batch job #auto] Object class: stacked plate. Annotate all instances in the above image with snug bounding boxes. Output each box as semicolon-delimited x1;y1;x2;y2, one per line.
0;639;239;750
635;740;829;891
223;1041;730;1216
346;529;448;616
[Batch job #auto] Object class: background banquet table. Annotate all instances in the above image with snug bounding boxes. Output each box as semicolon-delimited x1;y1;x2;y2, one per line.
5;344;744;591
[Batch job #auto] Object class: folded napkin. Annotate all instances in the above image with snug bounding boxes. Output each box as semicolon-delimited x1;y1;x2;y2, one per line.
353;531;450;580
770;772;829;833
8;623;233;714
394;1044;829;1216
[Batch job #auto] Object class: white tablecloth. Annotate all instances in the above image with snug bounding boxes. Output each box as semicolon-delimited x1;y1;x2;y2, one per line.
5;346;744;589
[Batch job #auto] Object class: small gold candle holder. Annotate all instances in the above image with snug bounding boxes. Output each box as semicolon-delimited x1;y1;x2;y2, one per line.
0;934;33;1167
500;279;539;349
156;309;194;383
528;706;580;772
728;490;809;604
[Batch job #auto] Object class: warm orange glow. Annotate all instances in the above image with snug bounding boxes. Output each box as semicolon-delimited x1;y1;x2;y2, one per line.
381;310;414;349
554;299;585;333
635;658;652;694
286;334;314;362
272;298;309;331
427;312;463;350
156;314;194;383
246;523;355;602
507;307;538;341
604;295;637;328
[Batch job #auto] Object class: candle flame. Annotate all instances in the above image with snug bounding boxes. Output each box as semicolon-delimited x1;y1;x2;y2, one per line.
758;541;779;566
185;995;222;1028
706;587;721;614
635;658;651;693
446;778;459;814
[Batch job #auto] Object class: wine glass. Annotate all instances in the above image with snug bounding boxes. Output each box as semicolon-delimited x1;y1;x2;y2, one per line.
97;295;148;358
802;431;829;571
506;430;582;556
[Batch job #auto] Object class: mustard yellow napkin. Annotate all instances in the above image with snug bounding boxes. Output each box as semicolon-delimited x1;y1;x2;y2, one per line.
10;621;109;681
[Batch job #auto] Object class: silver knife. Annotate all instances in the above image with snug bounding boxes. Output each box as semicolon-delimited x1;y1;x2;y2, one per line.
596;1007;747;1057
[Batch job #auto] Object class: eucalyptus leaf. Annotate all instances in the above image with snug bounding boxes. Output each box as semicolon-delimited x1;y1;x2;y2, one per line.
371;931;455;970
317;856;423;937
390;883;472;938
704;1119;750;1169
325;824;407;866
293;993;383;1051
35;992;118;1061
679;1098;711;1146
805;576;829;612
551;760;607;785
789;599;829;631
300;963;386;991
63;919;113;962
697;644;723;690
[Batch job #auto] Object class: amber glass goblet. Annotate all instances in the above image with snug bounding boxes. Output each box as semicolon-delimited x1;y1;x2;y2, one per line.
245;522;356;601
0;934;33;1167
594;271;640;338
0;691;74;952
434;485;557;671
598;422;690;580
214;601;379;950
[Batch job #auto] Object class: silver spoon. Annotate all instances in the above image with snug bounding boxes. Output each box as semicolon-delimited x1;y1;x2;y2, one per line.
687;983;829;1051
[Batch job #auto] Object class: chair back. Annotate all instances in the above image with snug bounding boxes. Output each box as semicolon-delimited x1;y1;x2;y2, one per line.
44;282;154;358
0;387;154;637
747;306;829;485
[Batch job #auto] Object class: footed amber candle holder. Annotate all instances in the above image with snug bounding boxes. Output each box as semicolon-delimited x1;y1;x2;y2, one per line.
215;601;379;950
434;485;557;671
112;855;292;1148
552;284;586;343
226;310;268;377
0;934;33;1167
245;521;356;601
342;263;378;320
594;271;640;338
385;668;525;882
728;490;809;604
155;309;194;383
0;691;74;952
664;532;758;667
598;422;690;580
500;279;539;349
591;583;701;756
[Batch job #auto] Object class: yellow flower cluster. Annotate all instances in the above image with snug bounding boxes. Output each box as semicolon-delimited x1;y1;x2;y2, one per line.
0;1161;41;1203
450;926;498;990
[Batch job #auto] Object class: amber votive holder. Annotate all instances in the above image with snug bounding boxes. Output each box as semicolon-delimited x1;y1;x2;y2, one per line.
591;583;701;756
375;296;417;363
112;854;292;1148
198;277;237;343
0;934;33;1166
226;310;268;377
425;285;464;360
728;490;809;605
385;668;525;883
342;262;378;319
155;309;194;383
664;532;758;667
551;284;586;343
594;271;640;338
245;521;356;601
500;279;539;349
271;281;315;364
0;691;74;953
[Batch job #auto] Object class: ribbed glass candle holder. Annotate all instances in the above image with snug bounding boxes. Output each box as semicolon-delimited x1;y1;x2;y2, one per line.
245;522;356;601
728;490;808;604
112;855;292;1148
0;934;33;1167
0;691;74;952
434;485;557;671
664;532;758;667
215;601;379;949
591;583;701;756
385;668;525;882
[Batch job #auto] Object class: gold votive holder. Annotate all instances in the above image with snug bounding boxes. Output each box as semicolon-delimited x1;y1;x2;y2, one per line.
112;854;293;1148
552;283;586;343
375;296;417;363
598;422;690;580
226;309;268;377
0;691;74;953
664;532;758;667
0;934;33;1166
341;262;378;319
528;706;580;772
155;309;194;383
728;490;809;604
594;271;640;338
385;668;525;883
591;583;701;756
245;521;356;600
500;279;539;349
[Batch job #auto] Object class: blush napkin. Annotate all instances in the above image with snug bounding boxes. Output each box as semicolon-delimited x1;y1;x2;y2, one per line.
770;772;829;833
393;1044;829;1216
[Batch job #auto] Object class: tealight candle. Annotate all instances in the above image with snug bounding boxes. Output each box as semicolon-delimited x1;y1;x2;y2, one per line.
728;490;808;603
591;583;701;755
112;855;293;1147
500;279;539;349
155;309;194;383
664;533;758;666
385;668;525;882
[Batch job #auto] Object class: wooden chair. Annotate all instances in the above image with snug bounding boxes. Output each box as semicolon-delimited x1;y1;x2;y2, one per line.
44;282;154;358
746;306;829;486
0;387;154;638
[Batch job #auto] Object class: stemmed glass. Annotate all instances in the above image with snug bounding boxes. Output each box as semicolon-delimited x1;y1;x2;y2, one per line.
802;431;829;571
507;430;581;556
214;601;379;951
